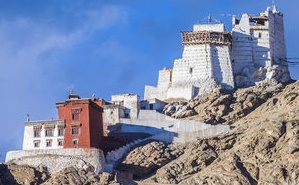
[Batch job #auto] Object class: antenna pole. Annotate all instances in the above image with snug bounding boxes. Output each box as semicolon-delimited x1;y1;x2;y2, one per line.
208;14;212;24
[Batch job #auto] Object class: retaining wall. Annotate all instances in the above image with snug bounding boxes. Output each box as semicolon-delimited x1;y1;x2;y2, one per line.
119;110;230;143
5;148;105;174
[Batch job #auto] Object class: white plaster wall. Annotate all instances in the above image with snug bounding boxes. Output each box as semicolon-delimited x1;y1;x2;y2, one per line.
157;69;172;90
251;29;271;67
167;85;195;100
232;7;289;84
193;23;225;32
111;94;140;119
103;106;122;135
144;85;168;101
5;148;105;174
268;10;287;63
211;45;234;89
231;14;254;75
172;45;212;88
23;122;64;150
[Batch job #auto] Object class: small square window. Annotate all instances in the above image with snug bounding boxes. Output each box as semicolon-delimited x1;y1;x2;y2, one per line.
58;139;64;146
72;139;78;146
45;127;54;137
33;140;40;148
46;139;52;147
33;126;41;138
71;108;81;120
71;126;80;135
189;67;193;74
58;126;64;136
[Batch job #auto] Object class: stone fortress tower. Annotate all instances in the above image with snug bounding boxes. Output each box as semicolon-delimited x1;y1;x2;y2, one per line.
145;6;290;101
231;5;290;87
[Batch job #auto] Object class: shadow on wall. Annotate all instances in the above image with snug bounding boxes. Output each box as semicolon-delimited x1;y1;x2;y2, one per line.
107;123;178;144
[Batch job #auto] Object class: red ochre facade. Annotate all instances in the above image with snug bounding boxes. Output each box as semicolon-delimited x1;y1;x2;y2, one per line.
56;95;104;149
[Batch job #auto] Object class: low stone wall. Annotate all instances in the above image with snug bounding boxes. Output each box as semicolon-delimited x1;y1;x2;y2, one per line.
5;148;105;174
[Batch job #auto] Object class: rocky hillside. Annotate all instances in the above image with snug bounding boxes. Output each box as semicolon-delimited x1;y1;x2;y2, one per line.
1;80;299;185
128;80;299;184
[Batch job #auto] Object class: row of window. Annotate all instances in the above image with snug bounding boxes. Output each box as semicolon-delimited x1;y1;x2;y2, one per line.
33;125;81;137
33;126;64;137
33;139;64;147
33;138;79;148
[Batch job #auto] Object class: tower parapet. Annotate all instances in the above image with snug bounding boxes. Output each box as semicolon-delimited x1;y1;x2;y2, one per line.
181;31;231;46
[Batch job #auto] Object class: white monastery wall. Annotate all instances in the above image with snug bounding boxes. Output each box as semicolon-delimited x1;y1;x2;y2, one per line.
103;105;124;135
193;23;225;32
157;68;172;89
144;68;172;100
231;14;254;75
6;148;105;174
268;10;287;63
111;94;140;119
210;45;234;89
231;6;290;86
167;85;196;100
144;85;168;101
179;44;213;83
250;29;271;67
22;120;65;150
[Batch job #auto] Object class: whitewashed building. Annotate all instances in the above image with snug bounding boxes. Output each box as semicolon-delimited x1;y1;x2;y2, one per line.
22;120;65;150
145;6;290;100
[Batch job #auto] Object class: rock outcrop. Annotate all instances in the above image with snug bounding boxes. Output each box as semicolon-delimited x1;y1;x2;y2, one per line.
143;80;299;184
116;141;184;178
43;167;116;185
164;81;285;125
0;163;49;185
0;163;117;185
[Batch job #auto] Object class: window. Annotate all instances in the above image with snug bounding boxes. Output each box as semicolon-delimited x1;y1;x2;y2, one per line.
46;139;52;147
189;67;193;74
58;126;64;136
149;104;154;110
58;139;64;146
71;108;81;120
33;140;40;148
45;127;54;137
258;32;262;38
72;139;78;146
33;126;41;138
71;125;81;135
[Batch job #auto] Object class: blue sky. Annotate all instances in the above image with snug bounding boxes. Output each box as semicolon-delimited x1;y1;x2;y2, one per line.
1;1;298;161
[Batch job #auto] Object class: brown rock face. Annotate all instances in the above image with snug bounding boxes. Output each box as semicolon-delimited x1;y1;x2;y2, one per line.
43;167;116;185
164;81;284;125
116;141;184;178
0;163;49;185
145;81;299;184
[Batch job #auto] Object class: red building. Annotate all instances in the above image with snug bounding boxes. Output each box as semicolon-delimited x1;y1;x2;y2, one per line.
56;93;104;149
